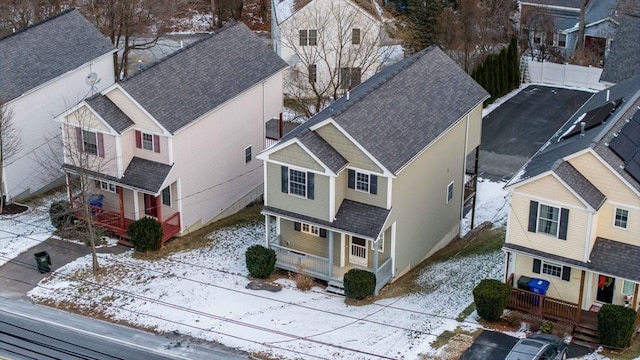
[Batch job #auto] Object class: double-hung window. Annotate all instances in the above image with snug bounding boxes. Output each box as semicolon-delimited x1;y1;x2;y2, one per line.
614;208;629;229
622;280;635;296
281;166;314;199
161;186;171;206
533;258;571;281
83;130;98;155
352;28;361;44
528;201;569;239
245;145;252;164
542;261;563;278
135;130;160;153
100;181;116;193
299;29;317;46
142;133;154;151
308;64;317;83
340;67;362;90
538;204;560;236
446;181;454;203
557;33;567;47
347;169;377;194
301;223;319;236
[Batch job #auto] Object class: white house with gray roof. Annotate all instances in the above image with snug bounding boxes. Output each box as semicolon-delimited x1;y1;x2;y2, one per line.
257;46;489;294
0;9;116;203
502;75;640;347
55;22;287;245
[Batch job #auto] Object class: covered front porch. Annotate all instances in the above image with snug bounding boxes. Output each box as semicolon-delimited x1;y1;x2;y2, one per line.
66;173;181;246
263;203;394;295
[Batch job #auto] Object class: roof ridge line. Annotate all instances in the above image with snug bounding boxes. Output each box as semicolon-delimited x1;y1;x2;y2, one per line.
0;8;77;41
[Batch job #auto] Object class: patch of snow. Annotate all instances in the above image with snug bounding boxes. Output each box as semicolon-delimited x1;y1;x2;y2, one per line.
274;0;295;23
378;44;404;67
461;178;510;236
482;84;528;117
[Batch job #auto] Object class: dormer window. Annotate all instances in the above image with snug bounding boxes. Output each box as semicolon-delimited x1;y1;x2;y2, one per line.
142;133;154;151
135;130;160;153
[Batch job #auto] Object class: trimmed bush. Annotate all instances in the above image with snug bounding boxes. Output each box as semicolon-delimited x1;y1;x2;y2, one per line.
49;200;74;229
343;268;376;300
598;304;637;348
472;279;512;321
245;245;276;279
127;217;163;252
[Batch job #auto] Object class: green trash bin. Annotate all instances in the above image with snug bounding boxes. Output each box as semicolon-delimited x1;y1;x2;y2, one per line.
34;251;51;273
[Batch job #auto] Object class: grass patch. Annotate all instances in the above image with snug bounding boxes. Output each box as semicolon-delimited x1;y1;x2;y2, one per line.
603;336;640;360
377;224;505;299
429;327;482;352
133;204;263;260
456;303;476;322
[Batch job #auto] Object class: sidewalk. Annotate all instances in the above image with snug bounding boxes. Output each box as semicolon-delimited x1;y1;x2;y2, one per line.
0;237;128;299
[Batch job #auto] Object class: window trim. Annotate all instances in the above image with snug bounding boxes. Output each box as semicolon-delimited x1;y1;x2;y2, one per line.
541;260;563;278
446;181;454;204
621;280;635;296
142;132;154;151
288;168;307;198
244;145;252;164
299;29;317;46
355;171;370;193
538;203;560;237
613;207;629;229
100;181;116;193
83;130;98;155
301;223;320;236
161;186;171;206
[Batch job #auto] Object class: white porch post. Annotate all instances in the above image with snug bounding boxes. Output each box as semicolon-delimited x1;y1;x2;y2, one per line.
340;233;346;267
328;231;333;277
133;190;140;220
264;215;270;247
373;237;379;275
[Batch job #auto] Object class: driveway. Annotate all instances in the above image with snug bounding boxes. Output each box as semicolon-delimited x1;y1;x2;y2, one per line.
462;330;594;359
479;86;593;181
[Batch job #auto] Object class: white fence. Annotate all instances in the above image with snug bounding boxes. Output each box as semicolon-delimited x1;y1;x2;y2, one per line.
525;59;606;91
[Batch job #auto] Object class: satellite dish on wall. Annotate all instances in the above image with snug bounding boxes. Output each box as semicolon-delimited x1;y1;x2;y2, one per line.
86;72;98;86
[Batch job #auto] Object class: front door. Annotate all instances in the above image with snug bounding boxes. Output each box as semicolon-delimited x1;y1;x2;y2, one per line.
596;274;615;303
349;237;368;266
144;194;158;218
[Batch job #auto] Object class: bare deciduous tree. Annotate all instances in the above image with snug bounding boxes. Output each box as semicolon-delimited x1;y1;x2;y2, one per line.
0;0;69;35
280;1;395;117
433;0;517;72
0;99;22;213
519;5;563;62
79;0;176;79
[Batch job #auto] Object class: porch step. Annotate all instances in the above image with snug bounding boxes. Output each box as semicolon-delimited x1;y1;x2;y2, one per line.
572;325;599;350
326;280;345;296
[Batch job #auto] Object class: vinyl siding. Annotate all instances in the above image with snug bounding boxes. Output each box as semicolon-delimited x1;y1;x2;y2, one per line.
508;192;589;262
315;123;381;173
270;143;324;172
388;117;467;275
596;203;640;246
280;219;329;258
67;106;111;133
105;87;163;133
63;123;119;177
466;104;483;150
516;175;586;208
569;152;639;204
335;170;346;215
266;162;330;221
132;134;170;165
343;171;388;208
513;253;582;304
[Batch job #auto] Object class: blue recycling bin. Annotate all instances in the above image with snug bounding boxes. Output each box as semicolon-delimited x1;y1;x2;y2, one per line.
88;194;103;214
529;278;550;306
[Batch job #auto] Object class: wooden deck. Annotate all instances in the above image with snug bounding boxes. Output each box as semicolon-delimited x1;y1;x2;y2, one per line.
73;203;180;246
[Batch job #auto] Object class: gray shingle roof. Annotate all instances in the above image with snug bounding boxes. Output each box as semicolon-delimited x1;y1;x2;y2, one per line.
0;9;114;103
298;130;348;173
589;237;640;282
119;22;287;134
600;14;640;84
263;199;390;239
508;75;640;193
553;161;606;209
277;46;488;175
504;239;640;282
85;94;134;134
120;157;173;193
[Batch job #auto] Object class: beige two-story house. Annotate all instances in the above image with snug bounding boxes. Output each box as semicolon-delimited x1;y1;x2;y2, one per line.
56;23;287;244
503;75;640;328
257;46;489;294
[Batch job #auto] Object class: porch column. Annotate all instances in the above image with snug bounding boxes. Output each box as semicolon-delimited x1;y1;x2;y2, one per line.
118;187;125;229
65;173;73;203
264;215;270;247
634;283;639;311
340;234;346;267
156;195;162;222
133;190;140;220
373;237;379;276
328;231;333;277
576;270;585;322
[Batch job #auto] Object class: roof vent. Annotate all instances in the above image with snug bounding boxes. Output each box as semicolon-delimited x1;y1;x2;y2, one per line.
580;122;586;137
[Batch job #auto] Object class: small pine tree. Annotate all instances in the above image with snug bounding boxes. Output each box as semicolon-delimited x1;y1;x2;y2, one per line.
127;217;163;252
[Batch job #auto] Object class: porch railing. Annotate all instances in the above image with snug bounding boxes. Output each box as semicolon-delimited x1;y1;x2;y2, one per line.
161;212;181;243
508;287;578;321
270;241;330;278
375;258;393;293
464;173;477;203
265;137;279;149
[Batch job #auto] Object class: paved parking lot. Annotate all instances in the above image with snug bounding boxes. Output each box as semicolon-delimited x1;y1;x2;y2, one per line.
479;86;593;181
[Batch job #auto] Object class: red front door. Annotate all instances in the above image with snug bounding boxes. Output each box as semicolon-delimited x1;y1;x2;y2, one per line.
144;194;158;218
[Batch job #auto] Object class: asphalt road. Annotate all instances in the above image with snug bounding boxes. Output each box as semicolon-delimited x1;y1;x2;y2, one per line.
479;86;593;181
0;298;247;360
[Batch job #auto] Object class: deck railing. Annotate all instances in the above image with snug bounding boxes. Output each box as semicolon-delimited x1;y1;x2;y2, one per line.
508;287;578;321
375;258;393;293
464;173;477;203
161;212;181;243
270;241;330;278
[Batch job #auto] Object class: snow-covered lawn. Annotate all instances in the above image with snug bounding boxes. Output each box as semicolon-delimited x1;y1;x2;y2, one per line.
0;192;66;266
23;178;510;359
